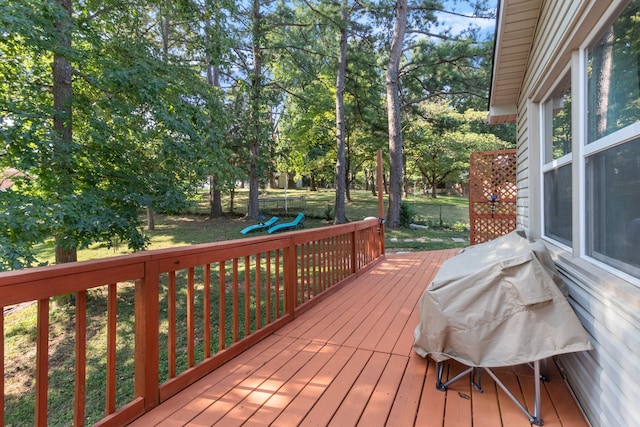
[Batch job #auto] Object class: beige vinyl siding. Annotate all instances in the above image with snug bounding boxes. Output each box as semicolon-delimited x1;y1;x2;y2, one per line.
553;254;640;427
515;111;530;231
511;1;640;426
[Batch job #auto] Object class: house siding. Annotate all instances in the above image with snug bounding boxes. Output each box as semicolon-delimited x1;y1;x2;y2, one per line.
511;1;640;426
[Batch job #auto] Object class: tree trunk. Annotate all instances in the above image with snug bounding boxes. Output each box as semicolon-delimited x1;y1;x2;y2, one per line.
402;152;409;197
371;171;377;196
53;0;77;264
206;18;224;220
385;0;407;229
593;27;614;140
146;206;155;230
334;0;349;224
209;176;223;218
228;187;235;213
247;0;262;219
345;156;352;203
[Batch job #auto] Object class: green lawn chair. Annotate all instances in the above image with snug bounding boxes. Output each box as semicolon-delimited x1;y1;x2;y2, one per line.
240;216;279;235
267;212;304;234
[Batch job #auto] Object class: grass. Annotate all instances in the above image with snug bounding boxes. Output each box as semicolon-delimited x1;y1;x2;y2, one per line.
31;188;470;264
4;188;470;425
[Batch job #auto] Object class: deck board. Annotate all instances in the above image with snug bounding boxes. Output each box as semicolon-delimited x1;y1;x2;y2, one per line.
129;250;591;427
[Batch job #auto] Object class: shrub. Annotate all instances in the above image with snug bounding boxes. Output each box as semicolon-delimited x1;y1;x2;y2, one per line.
323;205;334;221
399;201;416;228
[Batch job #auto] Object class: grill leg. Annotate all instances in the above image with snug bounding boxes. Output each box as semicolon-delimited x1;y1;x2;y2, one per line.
436;362;446;391
471;367;483;393
484;361;543;426
435;361;474;392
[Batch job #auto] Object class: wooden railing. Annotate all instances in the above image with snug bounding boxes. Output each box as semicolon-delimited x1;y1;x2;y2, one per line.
0;218;384;426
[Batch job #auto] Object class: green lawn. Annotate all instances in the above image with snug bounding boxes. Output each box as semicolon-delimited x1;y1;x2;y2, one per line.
31;188;470;264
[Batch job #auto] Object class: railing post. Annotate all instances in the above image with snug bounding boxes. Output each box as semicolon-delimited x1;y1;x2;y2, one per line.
283;238;297;315
135;261;160;410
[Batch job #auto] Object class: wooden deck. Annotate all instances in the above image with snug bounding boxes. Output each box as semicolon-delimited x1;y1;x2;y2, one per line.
129;250;590;427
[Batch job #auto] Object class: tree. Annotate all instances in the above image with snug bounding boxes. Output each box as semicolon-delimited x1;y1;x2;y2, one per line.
334;0;349;224
0;0;225;270
405;102;512;197
378;0;497;225
385;0;408;229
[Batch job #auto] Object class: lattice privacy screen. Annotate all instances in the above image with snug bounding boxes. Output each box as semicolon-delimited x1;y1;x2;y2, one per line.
469;149;517;245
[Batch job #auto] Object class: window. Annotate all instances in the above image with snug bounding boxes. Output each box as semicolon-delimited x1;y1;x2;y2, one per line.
544;74;572;162
542;73;572;246
585;138;640;277
584;0;640;278
587;1;640;143
544;164;572;246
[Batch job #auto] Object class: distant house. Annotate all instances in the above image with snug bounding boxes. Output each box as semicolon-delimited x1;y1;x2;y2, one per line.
0;168;26;190
489;1;640;426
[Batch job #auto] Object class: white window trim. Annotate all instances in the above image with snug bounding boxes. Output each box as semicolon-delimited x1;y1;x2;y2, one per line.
539;62;573;251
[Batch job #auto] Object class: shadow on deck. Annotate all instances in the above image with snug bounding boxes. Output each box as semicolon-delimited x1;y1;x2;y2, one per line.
129;250;589;427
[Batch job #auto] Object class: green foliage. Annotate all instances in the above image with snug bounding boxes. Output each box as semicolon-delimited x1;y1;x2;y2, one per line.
404;101;513;197
399;201;416;228
0;191;51;270
1;0;500;269
0;0;230;268
323;204;334;221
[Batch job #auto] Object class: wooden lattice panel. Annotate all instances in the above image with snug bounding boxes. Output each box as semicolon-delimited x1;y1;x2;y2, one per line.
469;149;517;245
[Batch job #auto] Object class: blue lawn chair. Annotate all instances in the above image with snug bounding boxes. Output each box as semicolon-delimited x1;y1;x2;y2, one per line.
267;212;305;234
240;216;279;235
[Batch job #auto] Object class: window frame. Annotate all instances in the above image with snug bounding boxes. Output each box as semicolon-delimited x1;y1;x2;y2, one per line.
576;1;640;284
540;65;573;251
537;2;640;286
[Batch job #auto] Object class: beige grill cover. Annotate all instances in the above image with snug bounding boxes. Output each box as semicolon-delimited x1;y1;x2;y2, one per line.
413;230;592;367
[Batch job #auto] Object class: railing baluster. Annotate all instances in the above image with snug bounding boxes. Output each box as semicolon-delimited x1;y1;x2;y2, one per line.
35;298;49;426
219;261;226;350
300;244;305;303
319;239;325;292
351;230;357;275
203;264;211;358
168;271;176;379
244;256;250;337
232;258;239;343
1;302;5;426
255;253;261;330
333;238;337;283
187;267;195;368
106;283;117;415
266;251;272;324
275;250;281;318
74;291;86;427
307;243;312;300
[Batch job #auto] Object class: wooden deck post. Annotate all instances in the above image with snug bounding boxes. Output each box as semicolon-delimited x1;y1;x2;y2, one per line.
135;262;160;410
283;238;297;315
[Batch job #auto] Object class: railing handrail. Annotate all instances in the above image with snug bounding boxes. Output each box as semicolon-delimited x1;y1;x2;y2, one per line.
0;218;384;426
